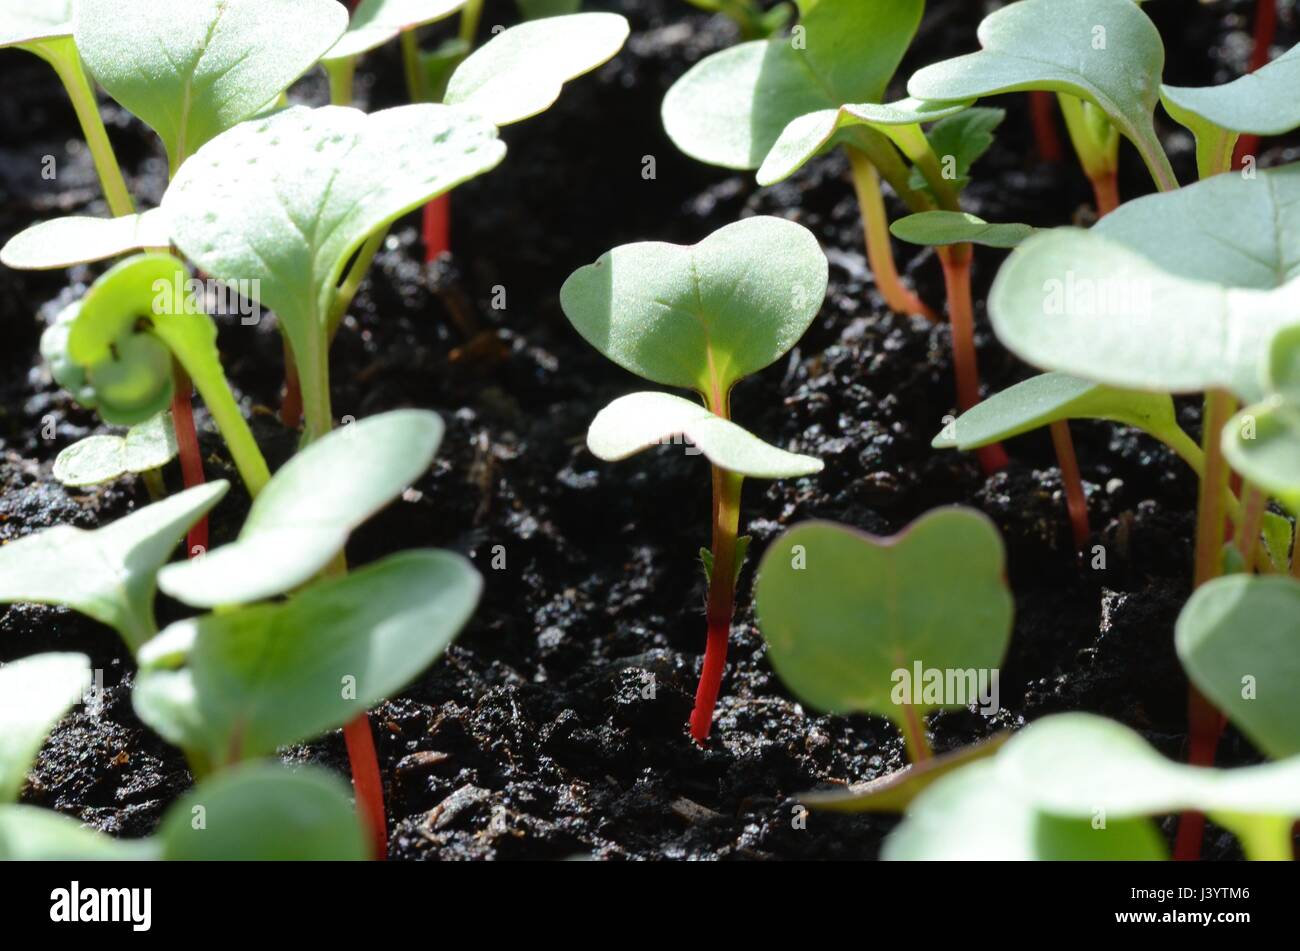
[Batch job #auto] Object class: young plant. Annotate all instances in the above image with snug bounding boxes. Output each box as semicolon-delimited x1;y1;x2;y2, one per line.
53;410;177;497
1161;41;1300;179
0;1;133;216
661;0;934;317
754;509;1013;764
559;216;827;742
909;0;1179;212
987;160;1300;857
681;0;791;40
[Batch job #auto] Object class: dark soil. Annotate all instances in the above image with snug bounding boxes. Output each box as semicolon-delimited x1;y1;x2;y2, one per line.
1;0;1295;860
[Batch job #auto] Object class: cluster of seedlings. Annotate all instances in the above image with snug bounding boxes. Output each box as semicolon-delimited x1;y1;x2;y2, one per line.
2;0;1299;860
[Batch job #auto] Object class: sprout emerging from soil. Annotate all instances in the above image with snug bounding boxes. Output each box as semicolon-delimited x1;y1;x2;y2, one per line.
560;216;827;742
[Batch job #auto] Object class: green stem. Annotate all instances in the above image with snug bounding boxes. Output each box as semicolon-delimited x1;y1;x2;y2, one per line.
900;705;933;764
459;0;484;45
142;467;166;501
846;147;935;320
1194;391;1235;587
1219;813;1293;861
34;41;134;217
400;29;428;103
324;55;357;107
327;228;386;340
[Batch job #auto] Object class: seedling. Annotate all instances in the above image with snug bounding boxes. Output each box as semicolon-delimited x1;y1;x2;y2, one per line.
909;0;1179;212
662;0;933;317
1223;326;1300;522
0;1;133;216
560;216;826;742
53;410;178;496
1162;41;1300;179
681;0;791;40
0;482;227;652
754;509;1013;763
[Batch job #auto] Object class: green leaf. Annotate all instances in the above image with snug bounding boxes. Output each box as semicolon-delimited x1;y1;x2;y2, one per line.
136;550;481;764
882;760;1166;860
159;763;367;860
158;409;444;607
907;0;1177;190
1224;325;1300;513
0;1;71;47
891;211;1035;249
1261;512;1294;573
0;653;91;802
701;535;751;586
559;216;827;397
324;0;466;61
1162;43;1300;175
0;209;170;270
754;510;1013;728
444;13;629;126
517;0;581;18
164;104;505;439
756;97;971;188
931;372;1184;453
75;0;348;172
661;0;924;170
0;805;152;860
803;733;1009;813
1176;575;1300;760
53;412;179;488
41;302;96;409
998;712;1300;855
908;107;1004;194
588;392;821;479
0;483;228;652
987;229;1300;403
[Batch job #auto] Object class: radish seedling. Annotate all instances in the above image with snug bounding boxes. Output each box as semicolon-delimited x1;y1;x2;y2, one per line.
754;509;1013;763
0;483;227;653
560;216;826;742
909;0;1179;211
662;0;932;317
53;411;177;494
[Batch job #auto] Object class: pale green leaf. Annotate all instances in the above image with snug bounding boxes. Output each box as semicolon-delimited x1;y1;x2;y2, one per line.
53;412;178;487
754;510;1013;724
892;211;1035;249
75;0;348;171
324;0;466;61
559;216;827;397
0;653;91;802
0;805;152;860
0;482;228;652
444;13;629;126
588;391;821;479
1162;43;1300;139
0;209;171;270
136;550;482;763
158;409;443;607
0;1;70;47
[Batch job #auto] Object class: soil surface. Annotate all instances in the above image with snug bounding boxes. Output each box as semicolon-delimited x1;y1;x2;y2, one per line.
1;0;1296;860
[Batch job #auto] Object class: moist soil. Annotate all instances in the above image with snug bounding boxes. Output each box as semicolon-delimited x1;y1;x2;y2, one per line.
1;0;1295;860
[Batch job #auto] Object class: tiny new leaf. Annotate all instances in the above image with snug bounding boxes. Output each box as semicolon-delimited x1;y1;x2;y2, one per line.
53;412;178;488
891;211;1035;250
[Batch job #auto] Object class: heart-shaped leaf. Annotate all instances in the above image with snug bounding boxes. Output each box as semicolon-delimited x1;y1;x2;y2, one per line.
988;228;1300;403
892;211;1035;249
0;653;91;803
75;0;348;172
1162;43;1300;175
1176;575;1300;760
0;209;170;271
907;0;1177;190
158;409;444;607
662;0;924;171
0;482;228;652
444;13;629;126
588;391;822;479
998;712;1300;857
159;763;367;860
53;412;178;488
560;216;827;400
324;0;466;61
754;510;1013;727
0;805;151;860
164;104;505;438
756;97;971;187
881;759;1166;860
931;372;1186;454
136;550;481;766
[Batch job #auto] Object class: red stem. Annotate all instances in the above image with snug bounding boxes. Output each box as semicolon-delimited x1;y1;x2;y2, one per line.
279;337;303;428
1173;687;1226;860
1050;420;1091;550
938;246;1008;474
1030;91;1064;164
689;463;742;744
1091;171;1120;218
690;617;731;743
422;193;451;262
170;365;208;556
343;714;388;860
1234;0;1278;167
